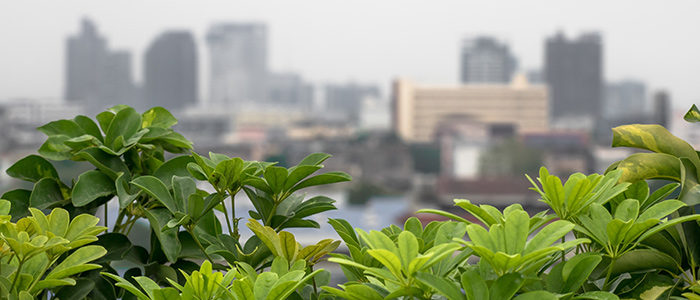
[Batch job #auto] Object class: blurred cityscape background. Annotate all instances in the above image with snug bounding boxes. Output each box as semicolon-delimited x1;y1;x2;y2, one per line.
1;1;699;241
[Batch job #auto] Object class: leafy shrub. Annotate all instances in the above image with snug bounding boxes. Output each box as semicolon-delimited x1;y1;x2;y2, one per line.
3;104;700;299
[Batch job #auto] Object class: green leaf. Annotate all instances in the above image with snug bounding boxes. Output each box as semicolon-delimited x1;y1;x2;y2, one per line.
513;291;559;300
461;268;488;300
679;157;700;206
397;231;419;270
297;153;332;166
71;170;116;207
490;273;525;300
144;208;181;263
38;135;73;160
254;272;278;300
612;124;700;166
559;253;602;293
0;199;9;215
38;119;85;137
6;155;59;183
264;166;288;195
612;153;681;183
2;189;30;219
366;249;402;279
30;178;65;209
101;272;150;300
524;220;575;254
46;245;106;279
73;115;103;141
685;104;700;123
455;199;499;226
30;278;77;294
155;156;195;186
132;176;177;214
289;171;352;193
504;210;529;254
53;278;96;300
417;208;471;224
73;148;130;180
104;106;142;149
574;291;619;300
414;271;464;300
613;199;639;222
611;248;680;275
142;107;177;128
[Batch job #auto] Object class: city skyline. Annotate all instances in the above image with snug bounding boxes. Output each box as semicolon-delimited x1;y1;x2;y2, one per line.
0;0;699;108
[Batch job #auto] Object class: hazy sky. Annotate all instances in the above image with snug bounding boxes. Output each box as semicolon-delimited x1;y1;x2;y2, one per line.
1;0;699;108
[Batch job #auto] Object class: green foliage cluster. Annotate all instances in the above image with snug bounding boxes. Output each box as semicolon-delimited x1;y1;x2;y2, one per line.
3;104;700;299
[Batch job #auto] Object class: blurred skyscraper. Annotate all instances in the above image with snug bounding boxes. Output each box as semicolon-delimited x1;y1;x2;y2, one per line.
653;90;670;128
267;72;313;110
143;31;198;111
604;80;646;119
545;32;603;127
460;37;517;83
207;23;268;107
65;18;135;112
324;83;380;124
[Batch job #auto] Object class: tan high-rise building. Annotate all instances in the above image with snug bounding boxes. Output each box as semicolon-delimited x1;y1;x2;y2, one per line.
393;74;549;142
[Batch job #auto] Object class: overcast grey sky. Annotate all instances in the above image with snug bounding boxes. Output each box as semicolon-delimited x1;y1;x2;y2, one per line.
1;0;698;108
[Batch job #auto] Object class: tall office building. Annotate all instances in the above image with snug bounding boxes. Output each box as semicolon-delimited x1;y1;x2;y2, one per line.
143;31;198;111
206;23;268;107
325;83;381;123
604;80;646;119
65;19;107;103
545;32;603;125
460;37;517;83
653;90;670;128
65;18;135;111
268;72;313;110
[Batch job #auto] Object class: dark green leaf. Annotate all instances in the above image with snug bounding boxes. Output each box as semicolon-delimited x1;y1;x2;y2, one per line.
289;171;352;193
154;156;195;186
1;189;30;219
30;178;66;209
72;170;116;207
38;119;85;137
38;135;73;160
6;155;59;182
611;248;680;275
74;115;104;142
144;208;181;263
490;273;524;300
132;176;177;214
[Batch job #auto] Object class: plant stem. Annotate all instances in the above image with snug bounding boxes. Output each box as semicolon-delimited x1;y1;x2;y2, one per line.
220;196;234;235
27;256;60;296
603;257;617;290
310;265;318;295
561;235;566;262
113;209;126;232
265;202;279;227
188;227;215;264
10;258;25;293
229;191;238;239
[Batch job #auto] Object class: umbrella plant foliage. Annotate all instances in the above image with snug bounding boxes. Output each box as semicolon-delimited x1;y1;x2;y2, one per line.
3;104;700;299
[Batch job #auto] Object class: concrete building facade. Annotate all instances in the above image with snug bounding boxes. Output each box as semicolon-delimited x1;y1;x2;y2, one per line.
393;75;549;143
